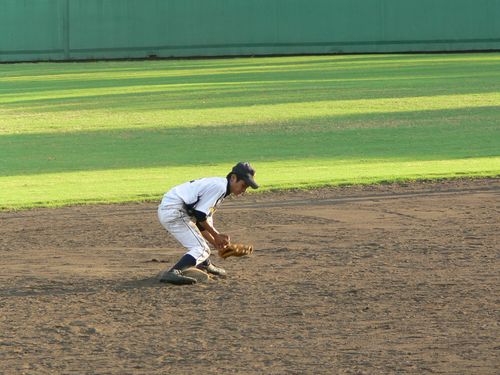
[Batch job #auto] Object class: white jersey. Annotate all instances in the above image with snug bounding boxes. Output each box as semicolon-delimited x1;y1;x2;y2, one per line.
159;177;229;218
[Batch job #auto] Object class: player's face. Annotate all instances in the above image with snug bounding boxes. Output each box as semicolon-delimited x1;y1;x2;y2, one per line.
230;175;248;196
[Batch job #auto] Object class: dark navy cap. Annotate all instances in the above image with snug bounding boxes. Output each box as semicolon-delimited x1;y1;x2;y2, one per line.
231;162;259;189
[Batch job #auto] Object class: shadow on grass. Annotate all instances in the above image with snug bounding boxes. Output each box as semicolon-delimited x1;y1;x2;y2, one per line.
1;107;499;177
3;54;498;111
2;53;476;79
4;80;498;113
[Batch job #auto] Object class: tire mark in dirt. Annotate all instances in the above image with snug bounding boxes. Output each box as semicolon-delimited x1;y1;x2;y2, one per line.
1;180;498;221
226;186;500;210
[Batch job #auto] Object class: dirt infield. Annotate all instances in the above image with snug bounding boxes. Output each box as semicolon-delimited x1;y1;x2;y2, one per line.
1;178;499;374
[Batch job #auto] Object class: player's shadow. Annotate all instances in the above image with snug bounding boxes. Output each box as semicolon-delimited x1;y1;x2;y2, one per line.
116;276;163;291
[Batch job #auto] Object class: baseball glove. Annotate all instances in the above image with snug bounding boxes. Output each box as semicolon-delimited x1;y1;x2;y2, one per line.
218;243;253;259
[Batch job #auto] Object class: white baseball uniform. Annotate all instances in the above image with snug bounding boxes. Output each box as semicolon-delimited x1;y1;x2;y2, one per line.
157;177;229;265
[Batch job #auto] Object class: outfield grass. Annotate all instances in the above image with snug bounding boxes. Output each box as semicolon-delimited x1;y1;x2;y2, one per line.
1;53;499;209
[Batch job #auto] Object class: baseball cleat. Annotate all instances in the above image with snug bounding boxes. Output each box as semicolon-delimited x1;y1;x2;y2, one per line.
197;263;227;277
158;269;197;285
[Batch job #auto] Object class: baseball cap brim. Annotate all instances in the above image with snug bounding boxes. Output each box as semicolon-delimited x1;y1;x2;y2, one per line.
242;174;259;189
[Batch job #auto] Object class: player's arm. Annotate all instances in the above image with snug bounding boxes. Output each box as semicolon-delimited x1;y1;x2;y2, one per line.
192;211;229;249
200;229;216;247
196;221;216;246
199;220;229;249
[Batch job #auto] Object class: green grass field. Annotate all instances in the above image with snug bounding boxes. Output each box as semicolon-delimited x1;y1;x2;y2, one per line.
1;53;499;210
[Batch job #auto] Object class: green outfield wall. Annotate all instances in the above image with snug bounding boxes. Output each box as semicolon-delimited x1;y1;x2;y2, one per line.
1;0;499;62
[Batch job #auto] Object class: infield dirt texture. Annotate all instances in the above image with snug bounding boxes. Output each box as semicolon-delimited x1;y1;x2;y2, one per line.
1;178;498;374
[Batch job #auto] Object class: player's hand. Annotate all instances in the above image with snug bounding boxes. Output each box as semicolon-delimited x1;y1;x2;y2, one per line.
214;233;230;249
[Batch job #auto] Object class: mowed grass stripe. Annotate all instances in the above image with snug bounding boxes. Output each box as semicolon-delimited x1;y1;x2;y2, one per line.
1;110;499;176
1;93;499;135
3;74;499;105
1;157;498;210
1;58;498;100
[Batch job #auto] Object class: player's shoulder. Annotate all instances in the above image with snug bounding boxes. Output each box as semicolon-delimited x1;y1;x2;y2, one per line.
200;176;227;191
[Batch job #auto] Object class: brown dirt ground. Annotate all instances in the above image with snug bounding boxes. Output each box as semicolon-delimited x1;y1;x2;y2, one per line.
1;178;499;375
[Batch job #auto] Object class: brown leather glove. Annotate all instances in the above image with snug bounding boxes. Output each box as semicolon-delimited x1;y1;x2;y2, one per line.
218;243;254;259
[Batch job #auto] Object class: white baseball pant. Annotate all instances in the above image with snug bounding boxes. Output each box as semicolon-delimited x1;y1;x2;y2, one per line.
157;206;211;265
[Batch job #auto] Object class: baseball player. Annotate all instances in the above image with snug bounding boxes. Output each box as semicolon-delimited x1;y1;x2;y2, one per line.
157;162;259;285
